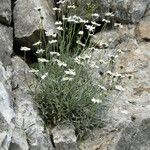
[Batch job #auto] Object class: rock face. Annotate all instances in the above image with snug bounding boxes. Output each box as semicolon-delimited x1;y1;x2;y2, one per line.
80;12;150;150
13;0;56;46
11;56;54;150
0;0;12;25
69;0;150;23
136;11;150;41
0;23;14;149
52;123;78;150
0;24;13;66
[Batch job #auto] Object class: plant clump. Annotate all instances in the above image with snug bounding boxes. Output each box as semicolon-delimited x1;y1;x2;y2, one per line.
22;0;126;140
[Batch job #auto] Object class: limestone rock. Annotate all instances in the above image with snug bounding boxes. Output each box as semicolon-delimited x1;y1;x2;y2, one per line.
0;62;15;150
9;128;29;150
0;24;13;67
13;0;56;47
136;11;150;41
80;22;150;149
11;56;54;150
68;0;150;23
52;123;78;150
0;0;11;25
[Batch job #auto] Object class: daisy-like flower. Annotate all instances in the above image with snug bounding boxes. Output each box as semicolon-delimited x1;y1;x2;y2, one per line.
57;0;66;4
36;49;45;54
85;25;95;32
82;54;91;60
91;97;102;103
38;58;49;63
76;40;85;47
98;85;107;91
90;61;99;69
67;5;76;9
41;72;48;80
55;21;62;25
53;7;61;11
45;30;56;37
91;13;99;18
49;40;57;44
20;47;31;51
64;69;76;76
78;31;84;35
74;57;83;65
115;85;125;91
56;26;63;31
50;51;60;57
62;15;68;20
91;21;101;26
33;40;42;46
29;69;39;74
105;12;114;17
114;23;123;29
102;19;110;23
61;77;73;81
52;59;67;67
106;70;113;76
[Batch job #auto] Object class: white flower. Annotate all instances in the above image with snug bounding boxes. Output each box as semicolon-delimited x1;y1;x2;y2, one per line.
85;25;95;32
64;69;76;76
115;85;125;91
91;97;102;103
41;72;48;80
74;57;83;65
57;0;66;4
91;13;99;18
106;70;113;75
90;61;99;69
53;7;61;11
98;85;107;91
78;31;84;35
50;52;60;56
45;30;56;37
62;15;68;20
102;19;110;23
61;77;73;81
49;40;57;44
91;21;101;26
55;21;62;25
105;12;114;17
52;59;67;67
67;5;76;9
36;49;45;54
20;47;31;51
56;26;63;31
29;69;39;74
33;40;42;46
114;23;123;29
82;54;91;60
76;40;85;47
38;58;49;63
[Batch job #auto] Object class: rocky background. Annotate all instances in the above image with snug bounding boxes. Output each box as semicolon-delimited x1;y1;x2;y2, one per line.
0;0;150;150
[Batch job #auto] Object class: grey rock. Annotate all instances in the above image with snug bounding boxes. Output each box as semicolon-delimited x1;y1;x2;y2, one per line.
52;123;79;150
9;128;29;150
136;9;150;41
0;24;13;67
11;56;54;150
0;62;15;150
0;0;11;25
67;0;150;23
13;0;56;47
79;26;150;149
